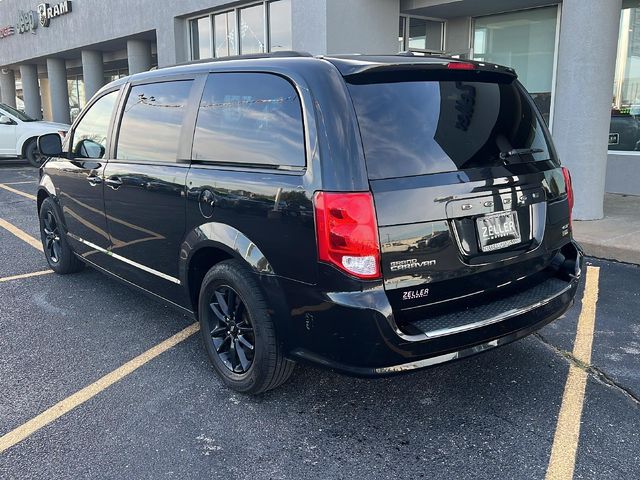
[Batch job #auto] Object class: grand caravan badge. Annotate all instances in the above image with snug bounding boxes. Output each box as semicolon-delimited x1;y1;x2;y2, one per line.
390;258;436;272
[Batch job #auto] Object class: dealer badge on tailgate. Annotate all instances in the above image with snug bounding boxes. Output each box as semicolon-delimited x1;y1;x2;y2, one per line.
476;210;521;252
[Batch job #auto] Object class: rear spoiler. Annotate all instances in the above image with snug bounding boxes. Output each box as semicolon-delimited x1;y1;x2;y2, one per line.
342;62;518;85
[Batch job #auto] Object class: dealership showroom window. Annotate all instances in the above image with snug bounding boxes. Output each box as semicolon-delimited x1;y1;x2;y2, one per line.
611;5;640;151
189;0;292;59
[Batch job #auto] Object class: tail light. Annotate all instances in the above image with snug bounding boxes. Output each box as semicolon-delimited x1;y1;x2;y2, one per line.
314;192;381;279
447;62;476;70
562;167;574;227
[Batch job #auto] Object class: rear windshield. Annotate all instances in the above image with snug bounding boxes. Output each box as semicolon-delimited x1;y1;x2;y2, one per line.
347;77;554;179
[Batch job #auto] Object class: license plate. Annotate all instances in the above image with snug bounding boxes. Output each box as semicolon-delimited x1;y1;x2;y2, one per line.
476;211;521;252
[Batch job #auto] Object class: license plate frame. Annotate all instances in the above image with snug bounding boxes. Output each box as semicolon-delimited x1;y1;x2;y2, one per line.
476;210;521;252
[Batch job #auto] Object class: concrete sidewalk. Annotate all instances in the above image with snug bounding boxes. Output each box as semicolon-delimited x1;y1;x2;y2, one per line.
573;193;640;265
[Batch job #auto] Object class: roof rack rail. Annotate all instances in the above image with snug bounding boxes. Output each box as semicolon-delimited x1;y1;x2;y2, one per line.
173;51;313;67
396;50;455;57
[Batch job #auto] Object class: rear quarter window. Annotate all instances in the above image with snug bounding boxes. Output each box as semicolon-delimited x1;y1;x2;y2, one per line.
192;72;305;168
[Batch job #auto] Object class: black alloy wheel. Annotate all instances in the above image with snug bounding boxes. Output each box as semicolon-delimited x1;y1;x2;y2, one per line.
208;285;256;373
39;197;84;274
42;210;62;263
198;260;295;394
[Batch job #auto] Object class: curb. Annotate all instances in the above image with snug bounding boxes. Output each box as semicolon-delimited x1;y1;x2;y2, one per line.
574;238;640;266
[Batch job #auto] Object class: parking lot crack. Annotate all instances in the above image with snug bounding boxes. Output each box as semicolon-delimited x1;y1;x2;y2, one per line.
534;333;640;407
487;408;551;443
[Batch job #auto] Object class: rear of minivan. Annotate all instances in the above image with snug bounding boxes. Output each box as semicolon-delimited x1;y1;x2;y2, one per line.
294;57;582;374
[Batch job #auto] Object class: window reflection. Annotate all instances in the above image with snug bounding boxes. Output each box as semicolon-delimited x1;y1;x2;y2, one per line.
190;16;212;60
348;79;551;179
214;11;237;57
191;2;292;59
398;17;406;51
269;0;292;52
72;90;118;159
473;7;558;123
192;73;305;167
408;17;443;52
610;7;640;151
67;75;85;123
239;4;265;54
117;81;193;163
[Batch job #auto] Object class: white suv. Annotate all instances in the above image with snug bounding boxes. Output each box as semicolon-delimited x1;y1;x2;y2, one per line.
0;103;69;167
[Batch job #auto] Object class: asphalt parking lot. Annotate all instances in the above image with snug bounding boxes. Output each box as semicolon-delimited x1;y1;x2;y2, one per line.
0;163;639;480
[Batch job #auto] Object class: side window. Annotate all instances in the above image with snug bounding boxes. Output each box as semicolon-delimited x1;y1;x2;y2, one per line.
72;90;119;159
192;73;305;167
116;80;193;163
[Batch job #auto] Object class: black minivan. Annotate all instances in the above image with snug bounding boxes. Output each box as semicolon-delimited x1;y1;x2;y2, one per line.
37;52;582;394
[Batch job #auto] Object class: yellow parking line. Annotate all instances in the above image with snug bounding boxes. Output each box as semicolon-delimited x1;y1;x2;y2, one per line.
0;183;37;201
0;218;42;251
3;180;37;185
0;270;52;282
0;322;200;453
546;266;600;480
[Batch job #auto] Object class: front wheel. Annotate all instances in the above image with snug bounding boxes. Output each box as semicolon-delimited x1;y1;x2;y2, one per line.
39;197;84;274
198;260;294;394
24;139;45;168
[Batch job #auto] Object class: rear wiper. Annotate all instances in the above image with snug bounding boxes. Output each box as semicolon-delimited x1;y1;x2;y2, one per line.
499;148;543;161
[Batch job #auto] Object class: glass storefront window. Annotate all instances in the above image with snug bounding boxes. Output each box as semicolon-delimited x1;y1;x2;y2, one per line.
214;11;237;57
398;17;406;52
408;17;444;52
240;4;265;54
611;7;640;151
473;6;558;123
104;68;129;84
269;0;292;52
191;2;292;59
67;75;85;123
190;16;212;60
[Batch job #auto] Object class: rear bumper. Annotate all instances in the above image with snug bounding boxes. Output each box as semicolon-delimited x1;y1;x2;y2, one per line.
278;241;583;377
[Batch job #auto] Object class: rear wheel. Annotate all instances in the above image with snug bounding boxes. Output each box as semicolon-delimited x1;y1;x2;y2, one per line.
198;260;294;394
24;139;44;167
39;197;84;274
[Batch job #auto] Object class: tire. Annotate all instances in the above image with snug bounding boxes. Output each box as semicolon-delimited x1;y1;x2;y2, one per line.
198;259;294;394
39;197;84;274
24;139;44;168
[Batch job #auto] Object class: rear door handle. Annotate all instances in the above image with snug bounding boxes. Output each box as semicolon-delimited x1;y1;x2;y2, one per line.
87;174;102;186
105;176;123;190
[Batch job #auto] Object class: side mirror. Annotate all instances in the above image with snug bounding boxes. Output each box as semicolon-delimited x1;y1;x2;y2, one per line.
0;115;14;125
37;133;63;156
76;138;105;159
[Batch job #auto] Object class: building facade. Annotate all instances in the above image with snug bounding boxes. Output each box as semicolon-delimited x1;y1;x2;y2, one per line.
0;0;636;219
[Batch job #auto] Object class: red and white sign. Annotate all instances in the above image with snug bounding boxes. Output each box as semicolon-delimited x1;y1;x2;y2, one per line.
0;25;15;39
